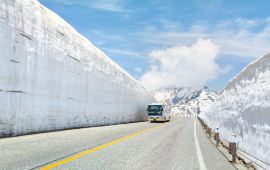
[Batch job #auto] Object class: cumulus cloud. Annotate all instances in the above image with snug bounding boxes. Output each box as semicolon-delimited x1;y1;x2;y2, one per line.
140;39;220;90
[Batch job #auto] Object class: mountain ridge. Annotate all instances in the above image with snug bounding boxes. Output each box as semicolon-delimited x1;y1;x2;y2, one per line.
154;86;217;115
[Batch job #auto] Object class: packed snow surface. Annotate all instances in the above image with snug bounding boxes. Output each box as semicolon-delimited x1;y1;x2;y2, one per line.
0;0;154;137
200;53;270;169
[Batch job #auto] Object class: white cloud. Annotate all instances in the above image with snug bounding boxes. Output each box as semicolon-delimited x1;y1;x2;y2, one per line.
52;0;125;12
140;39;221;90
136;17;270;59
134;67;142;72
235;18;258;28
105;48;142;57
91;0;124;12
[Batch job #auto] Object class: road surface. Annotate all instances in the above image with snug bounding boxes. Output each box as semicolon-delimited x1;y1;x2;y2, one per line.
0;117;235;170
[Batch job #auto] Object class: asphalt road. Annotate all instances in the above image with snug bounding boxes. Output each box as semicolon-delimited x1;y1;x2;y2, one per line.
0;117;236;170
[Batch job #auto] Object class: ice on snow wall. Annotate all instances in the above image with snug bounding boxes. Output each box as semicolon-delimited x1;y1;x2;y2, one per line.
0;0;154;137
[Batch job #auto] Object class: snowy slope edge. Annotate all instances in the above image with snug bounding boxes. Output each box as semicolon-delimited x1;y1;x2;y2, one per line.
200;53;270;169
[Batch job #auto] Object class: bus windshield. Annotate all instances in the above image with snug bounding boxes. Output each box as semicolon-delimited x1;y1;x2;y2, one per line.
147;105;163;115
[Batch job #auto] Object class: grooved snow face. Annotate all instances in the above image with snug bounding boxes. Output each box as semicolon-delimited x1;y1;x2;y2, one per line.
0;0;154;137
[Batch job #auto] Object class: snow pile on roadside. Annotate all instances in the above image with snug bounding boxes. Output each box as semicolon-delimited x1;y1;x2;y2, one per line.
200;53;270;169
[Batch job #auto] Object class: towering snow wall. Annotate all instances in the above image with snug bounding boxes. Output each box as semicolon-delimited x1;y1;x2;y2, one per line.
0;0;154;137
200;53;270;168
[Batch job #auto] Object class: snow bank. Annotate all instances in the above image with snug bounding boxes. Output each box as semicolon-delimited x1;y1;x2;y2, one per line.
200;53;270;169
0;0;154;137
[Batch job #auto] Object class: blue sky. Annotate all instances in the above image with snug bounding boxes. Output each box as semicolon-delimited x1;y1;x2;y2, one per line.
39;0;270;90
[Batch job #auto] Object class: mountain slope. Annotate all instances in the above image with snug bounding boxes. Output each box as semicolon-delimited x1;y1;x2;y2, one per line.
171;87;216;115
154;87;216;115
154;87;196;106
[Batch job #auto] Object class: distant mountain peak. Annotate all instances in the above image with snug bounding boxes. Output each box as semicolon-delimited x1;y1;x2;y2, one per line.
154;87;216;109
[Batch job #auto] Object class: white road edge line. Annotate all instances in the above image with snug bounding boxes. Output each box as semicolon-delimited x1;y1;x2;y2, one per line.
194;118;207;170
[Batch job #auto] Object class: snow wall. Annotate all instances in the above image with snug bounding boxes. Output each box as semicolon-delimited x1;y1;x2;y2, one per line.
0;0;154;137
200;53;270;168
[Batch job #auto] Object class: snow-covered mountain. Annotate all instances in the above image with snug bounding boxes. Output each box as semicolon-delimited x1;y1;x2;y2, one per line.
154;87;217;115
154;87;196;106
200;53;270;169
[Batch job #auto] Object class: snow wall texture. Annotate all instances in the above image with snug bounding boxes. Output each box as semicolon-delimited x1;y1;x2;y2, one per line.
200;53;270;168
0;0;154;137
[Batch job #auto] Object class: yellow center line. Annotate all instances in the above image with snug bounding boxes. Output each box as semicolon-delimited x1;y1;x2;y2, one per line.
40;123;165;170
